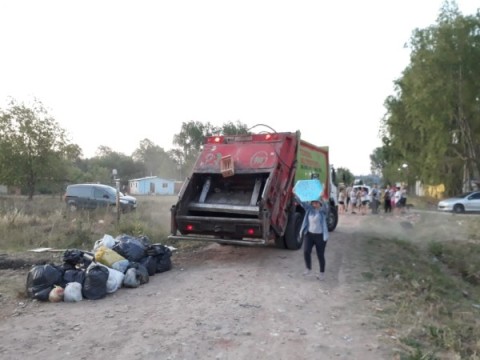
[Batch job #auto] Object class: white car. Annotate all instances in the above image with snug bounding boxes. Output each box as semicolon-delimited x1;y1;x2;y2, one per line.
437;191;480;213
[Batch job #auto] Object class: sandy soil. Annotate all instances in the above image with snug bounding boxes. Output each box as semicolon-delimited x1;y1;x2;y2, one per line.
0;214;394;360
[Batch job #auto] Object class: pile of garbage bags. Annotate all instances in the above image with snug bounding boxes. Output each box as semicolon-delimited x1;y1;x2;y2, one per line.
25;234;173;302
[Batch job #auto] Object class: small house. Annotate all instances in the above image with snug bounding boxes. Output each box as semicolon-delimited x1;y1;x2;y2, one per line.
128;176;175;195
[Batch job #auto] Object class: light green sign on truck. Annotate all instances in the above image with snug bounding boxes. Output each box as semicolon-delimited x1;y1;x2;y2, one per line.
295;139;330;199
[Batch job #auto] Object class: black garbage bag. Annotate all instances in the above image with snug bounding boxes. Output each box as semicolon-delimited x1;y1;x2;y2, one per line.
146;243;171;257
26;264;64;301
63;249;93;268
113;235;146;262
155;255;172;273
127;262;149;284
63;249;84;266
63;269;86;285
140;256;157;276
82;264;109;300
147;244;172;273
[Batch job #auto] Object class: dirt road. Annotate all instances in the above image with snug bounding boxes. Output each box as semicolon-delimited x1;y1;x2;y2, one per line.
0;214;392;360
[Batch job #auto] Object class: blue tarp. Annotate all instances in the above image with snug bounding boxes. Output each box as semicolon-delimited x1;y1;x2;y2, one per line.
293;179;323;202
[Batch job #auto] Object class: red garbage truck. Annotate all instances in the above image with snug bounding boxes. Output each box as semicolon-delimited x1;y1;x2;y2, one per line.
169;130;338;250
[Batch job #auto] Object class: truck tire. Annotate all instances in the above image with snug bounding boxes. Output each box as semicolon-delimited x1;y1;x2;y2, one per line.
284;212;304;250
327;207;338;232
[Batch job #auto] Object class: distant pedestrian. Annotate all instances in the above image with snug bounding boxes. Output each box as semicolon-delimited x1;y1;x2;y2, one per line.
394;187;402;214
397;187;407;212
350;188;357;214
360;187;368;215
370;184;379;214
384;186;392;213
345;185;352;213
338;188;346;214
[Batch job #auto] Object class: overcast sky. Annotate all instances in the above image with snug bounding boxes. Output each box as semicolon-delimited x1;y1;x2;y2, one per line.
1;0;478;175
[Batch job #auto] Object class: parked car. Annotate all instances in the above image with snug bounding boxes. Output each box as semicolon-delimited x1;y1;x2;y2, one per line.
437;191;480;213
64;184;137;212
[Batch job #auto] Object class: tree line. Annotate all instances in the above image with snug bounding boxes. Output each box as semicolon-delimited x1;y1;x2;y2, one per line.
0;98;249;199
371;2;480;196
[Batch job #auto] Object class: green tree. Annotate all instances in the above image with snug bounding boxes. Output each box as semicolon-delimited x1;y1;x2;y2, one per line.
381;2;480;195
172;120;249;176
370;147;386;177
132;139;178;179
167;148;186;180
0;98;79;199
88;147;145;187
336;167;355;186
220;120;249;136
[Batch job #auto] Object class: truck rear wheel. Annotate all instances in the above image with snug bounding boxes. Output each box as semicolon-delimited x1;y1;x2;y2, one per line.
284;212;304;250
327;207;338;232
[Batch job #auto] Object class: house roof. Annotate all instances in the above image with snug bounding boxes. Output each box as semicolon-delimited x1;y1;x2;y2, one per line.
129;176;176;182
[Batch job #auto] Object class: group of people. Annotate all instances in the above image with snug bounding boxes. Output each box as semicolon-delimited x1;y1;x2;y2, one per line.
337;184;408;215
382;185;408;213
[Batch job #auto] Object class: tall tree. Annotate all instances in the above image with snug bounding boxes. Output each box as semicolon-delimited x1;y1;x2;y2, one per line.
336;167;355;186
382;2;480;194
89;148;145;186
0;98;78;199
172;120;249;176
132;139;177;179
220;120;249;136
370;147;386;177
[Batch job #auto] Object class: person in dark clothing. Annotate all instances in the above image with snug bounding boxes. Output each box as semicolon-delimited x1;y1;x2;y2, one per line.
384;186;392;213
370;184;379;214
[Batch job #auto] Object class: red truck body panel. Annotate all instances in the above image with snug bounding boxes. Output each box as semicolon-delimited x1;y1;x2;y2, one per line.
194;133;296;173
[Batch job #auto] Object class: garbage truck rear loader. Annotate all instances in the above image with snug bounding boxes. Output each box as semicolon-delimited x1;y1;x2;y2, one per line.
169;131;338;250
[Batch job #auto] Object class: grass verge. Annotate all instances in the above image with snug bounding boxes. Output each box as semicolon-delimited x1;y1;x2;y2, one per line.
362;235;480;359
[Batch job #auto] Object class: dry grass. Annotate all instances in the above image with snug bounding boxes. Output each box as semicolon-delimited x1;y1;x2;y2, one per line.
0;194;201;253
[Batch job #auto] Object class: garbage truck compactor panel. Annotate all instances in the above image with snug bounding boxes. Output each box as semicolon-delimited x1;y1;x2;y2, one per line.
169;131;338;250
